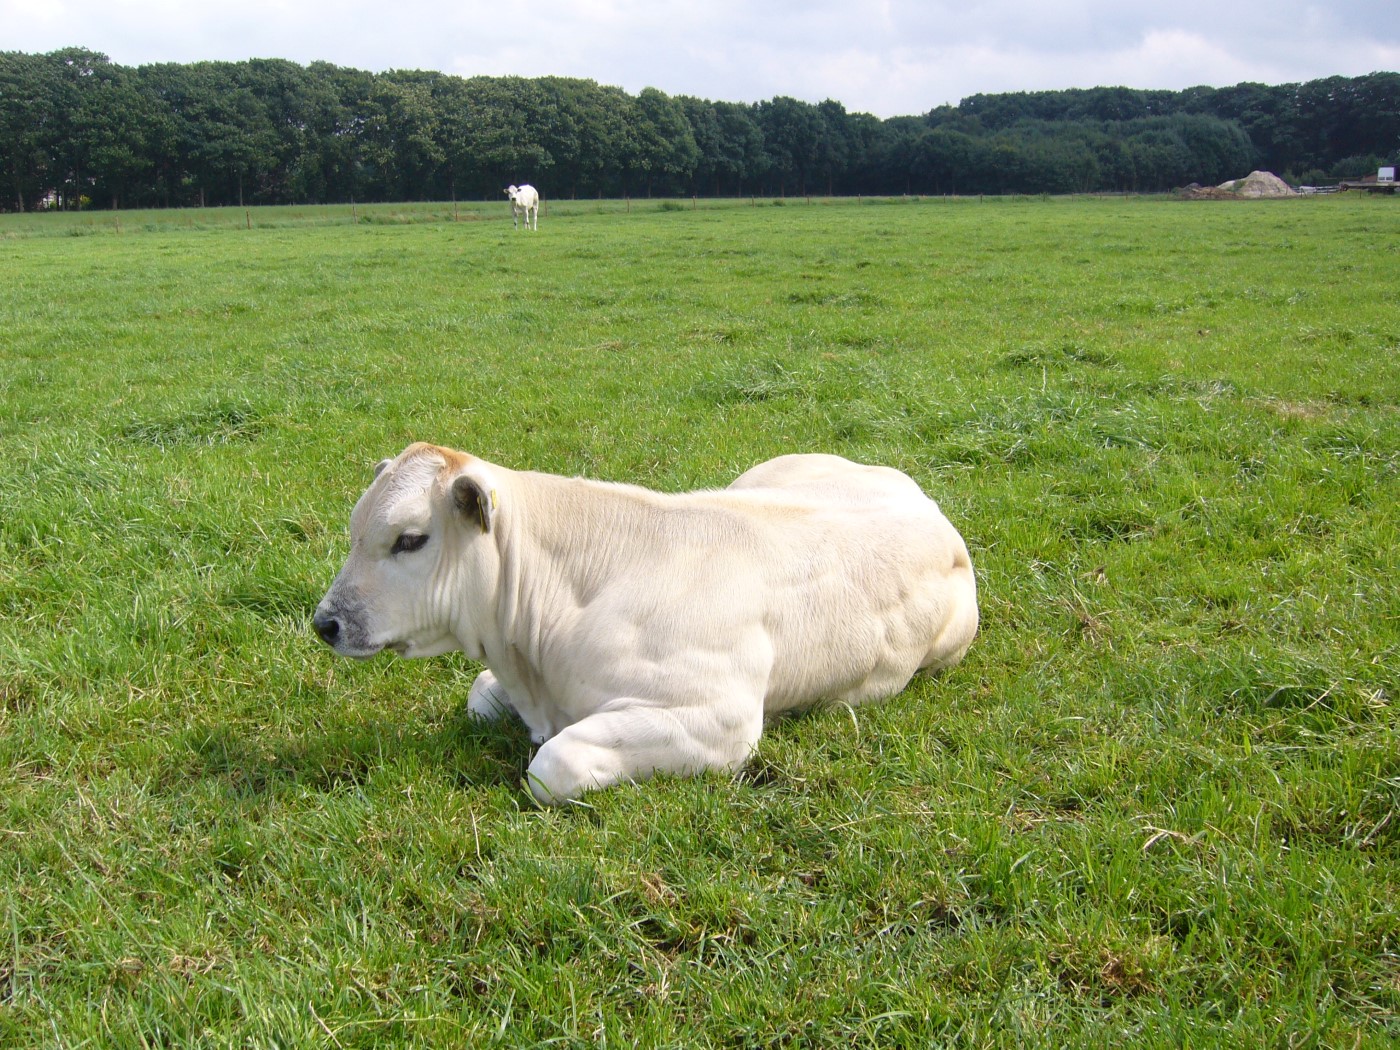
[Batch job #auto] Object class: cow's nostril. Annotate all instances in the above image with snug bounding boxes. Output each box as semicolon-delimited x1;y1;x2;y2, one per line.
313;613;340;645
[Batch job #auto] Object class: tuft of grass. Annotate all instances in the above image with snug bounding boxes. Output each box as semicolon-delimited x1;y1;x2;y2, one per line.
1;194;1397;1047
120;396;270;449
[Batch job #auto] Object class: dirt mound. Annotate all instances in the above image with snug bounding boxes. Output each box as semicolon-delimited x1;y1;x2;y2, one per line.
1216;171;1297;197
1178;184;1240;200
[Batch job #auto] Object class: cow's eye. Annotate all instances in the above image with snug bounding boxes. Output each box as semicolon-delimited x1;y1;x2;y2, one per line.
391;532;429;555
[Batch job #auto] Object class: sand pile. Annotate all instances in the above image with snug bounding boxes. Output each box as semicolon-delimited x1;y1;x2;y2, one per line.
1215;171;1297;197
1178;171;1297;199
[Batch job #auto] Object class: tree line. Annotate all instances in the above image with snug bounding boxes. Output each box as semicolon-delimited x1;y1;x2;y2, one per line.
1;48;1396;211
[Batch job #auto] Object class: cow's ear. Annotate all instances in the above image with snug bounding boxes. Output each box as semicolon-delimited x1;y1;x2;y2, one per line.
452;474;494;534
373;458;392;478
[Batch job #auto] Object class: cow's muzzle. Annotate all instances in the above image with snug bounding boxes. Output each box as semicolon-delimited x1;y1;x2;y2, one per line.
312;610;341;647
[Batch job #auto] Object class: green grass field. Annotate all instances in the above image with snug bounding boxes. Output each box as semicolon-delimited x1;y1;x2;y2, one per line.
2;194;1397;1047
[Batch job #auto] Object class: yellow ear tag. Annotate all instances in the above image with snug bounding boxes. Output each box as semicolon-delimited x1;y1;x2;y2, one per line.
490;489;498;509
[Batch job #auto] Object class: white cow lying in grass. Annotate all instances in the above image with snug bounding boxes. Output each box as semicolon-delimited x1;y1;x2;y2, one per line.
313;444;979;804
505;184;539;230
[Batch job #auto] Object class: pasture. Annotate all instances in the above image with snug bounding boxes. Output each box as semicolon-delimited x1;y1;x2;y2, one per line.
1;194;1397;1046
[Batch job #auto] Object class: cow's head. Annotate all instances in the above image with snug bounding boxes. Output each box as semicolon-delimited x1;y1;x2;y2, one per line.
504;185;518;200
313;443;497;660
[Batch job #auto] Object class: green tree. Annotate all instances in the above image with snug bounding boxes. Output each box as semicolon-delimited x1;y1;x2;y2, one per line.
1;52;1391;206
45;48;143;208
679;97;766;195
1121;121;1196;191
169;62;280;207
0;51;55;210
910;126;977;194
756;96;822;195
536;77;633;197
1187;81;1299;176
837;110;886;193
451;76;551;198
629;87;699;196
1169;113;1256;185
237;58;313;203
430;74;474;202
82;63;159;209
361;73;445;200
814;99;853;196
290;62;373;203
868;116;925;194
1293;72;1400;176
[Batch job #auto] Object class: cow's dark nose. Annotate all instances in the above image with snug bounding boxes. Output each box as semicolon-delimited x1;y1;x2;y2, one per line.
313;612;340;646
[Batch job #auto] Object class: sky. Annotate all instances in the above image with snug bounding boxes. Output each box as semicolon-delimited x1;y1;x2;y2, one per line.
4;0;1398;118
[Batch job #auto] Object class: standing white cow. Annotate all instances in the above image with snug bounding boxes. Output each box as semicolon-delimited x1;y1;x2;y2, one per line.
313;444;979;804
505;184;539;230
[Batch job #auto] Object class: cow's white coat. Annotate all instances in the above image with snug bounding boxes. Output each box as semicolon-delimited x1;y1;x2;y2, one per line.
505;184;539;230
314;444;978;803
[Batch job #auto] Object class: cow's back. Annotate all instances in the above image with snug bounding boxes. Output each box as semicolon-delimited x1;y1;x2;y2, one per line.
729;452;925;506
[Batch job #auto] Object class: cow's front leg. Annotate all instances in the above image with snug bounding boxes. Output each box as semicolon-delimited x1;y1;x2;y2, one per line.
467;669;517;722
525;700;763;805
